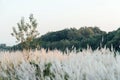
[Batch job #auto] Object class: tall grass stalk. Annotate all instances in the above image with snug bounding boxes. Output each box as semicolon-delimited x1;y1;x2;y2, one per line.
0;48;120;80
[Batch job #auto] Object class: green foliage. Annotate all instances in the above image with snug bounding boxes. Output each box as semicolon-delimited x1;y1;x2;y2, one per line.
39;27;120;52
39;27;106;52
64;73;69;80
30;61;55;80
10;26;120;52
11;14;39;51
105;29;120;51
43;62;55;79
40;29;69;42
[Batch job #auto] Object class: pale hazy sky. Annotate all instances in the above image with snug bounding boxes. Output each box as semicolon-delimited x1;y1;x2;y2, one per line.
0;0;120;46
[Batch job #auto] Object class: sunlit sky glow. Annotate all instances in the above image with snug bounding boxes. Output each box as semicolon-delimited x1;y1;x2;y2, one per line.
0;0;120;46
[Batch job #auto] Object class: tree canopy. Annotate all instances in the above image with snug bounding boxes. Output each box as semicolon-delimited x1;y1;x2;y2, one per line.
10;27;120;52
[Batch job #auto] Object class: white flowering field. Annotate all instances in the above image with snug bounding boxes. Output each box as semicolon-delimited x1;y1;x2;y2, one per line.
0;48;120;80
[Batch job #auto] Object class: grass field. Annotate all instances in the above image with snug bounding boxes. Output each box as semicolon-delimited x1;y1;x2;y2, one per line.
0;48;120;80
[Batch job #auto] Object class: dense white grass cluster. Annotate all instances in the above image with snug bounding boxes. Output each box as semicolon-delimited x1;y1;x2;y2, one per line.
0;48;120;80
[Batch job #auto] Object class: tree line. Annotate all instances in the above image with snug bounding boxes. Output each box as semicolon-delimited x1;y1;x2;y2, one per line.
0;14;120;52
11;26;120;52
